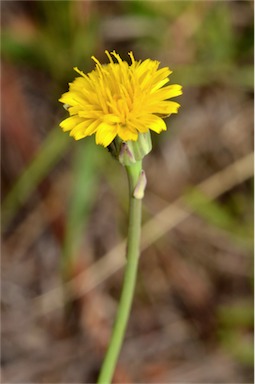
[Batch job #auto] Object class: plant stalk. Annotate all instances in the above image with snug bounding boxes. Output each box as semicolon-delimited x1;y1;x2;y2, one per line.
97;160;143;384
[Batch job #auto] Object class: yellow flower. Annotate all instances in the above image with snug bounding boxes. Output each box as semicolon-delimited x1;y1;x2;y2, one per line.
59;51;182;147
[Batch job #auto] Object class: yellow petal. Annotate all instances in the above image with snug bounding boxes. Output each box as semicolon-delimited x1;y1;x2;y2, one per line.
68;106;81;115
152;101;181;116
152;84;183;99
150;67;172;90
150;77;170;93
143;115;167;133
70;120;99;140
59;116;84;132
118;125;138;141
103;114;121;124
95;123;118;147
128;120;148;134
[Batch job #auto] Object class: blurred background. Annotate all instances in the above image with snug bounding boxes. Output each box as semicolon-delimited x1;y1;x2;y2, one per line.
1;1;254;383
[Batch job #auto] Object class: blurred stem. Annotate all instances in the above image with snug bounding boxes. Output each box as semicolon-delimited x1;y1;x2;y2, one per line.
97;161;143;384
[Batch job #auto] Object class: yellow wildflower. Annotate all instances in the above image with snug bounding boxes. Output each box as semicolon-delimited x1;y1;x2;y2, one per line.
59;51;182;147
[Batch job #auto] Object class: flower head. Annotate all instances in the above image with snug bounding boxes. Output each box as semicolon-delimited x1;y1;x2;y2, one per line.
59;51;182;147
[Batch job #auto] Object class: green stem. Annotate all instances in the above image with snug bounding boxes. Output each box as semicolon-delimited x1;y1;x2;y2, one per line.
97;160;143;384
